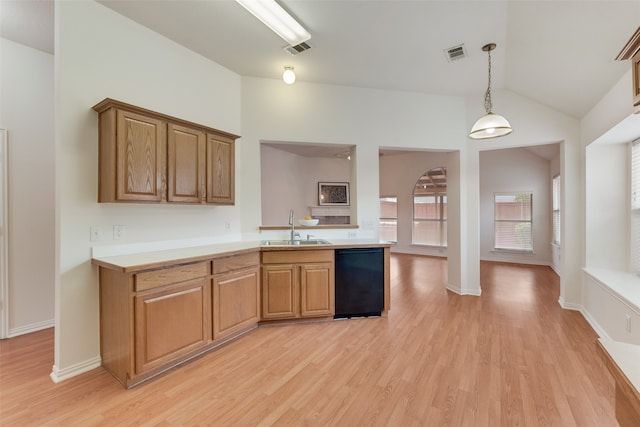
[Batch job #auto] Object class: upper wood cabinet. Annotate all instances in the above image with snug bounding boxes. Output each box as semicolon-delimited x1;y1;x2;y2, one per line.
93;98;239;204
206;134;235;205
616;27;640;114
168;123;206;203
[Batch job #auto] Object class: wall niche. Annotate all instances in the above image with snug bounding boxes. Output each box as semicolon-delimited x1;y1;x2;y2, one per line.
260;142;355;226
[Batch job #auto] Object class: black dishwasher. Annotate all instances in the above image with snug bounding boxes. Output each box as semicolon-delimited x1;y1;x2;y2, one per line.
334;248;384;318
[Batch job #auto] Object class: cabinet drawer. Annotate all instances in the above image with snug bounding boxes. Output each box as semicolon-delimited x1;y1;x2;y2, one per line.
212;252;259;275
135;262;209;292
262;250;334;265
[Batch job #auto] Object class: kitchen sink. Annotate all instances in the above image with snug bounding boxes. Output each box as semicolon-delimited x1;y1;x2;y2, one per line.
261;239;332;246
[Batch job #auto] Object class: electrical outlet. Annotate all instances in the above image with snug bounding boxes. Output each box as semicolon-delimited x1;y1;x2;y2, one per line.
113;225;126;240
348;232;357;238
224;220;231;231
90;226;103;242
626;314;631;333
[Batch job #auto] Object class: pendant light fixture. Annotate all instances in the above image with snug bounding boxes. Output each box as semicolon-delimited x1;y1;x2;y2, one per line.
469;43;512;139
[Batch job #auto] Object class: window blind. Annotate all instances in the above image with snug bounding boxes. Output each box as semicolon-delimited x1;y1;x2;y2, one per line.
413;194;447;247
494;192;533;251
379;197;398;242
631;141;640;274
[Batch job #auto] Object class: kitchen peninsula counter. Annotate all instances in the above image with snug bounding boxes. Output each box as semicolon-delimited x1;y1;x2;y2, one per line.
92;239;392;272
92;239;391;388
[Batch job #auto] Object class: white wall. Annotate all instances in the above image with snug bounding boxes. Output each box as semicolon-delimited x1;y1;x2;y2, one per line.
240;77;481;294
54;1;242;380
583;272;640;343
0;38;55;336
260;145;351;225
379;150;450;257
479;147;552;266
580;65;640;342
585;143;628;270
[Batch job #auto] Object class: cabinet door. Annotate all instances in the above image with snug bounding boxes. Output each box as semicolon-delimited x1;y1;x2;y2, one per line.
261;264;297;319
116;110;166;202
213;267;259;340
206;135;234;205
167;124;205;203
134;278;210;374
299;263;334;318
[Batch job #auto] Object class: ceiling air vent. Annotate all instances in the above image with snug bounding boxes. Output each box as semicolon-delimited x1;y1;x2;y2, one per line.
444;44;467;62
283;42;311;56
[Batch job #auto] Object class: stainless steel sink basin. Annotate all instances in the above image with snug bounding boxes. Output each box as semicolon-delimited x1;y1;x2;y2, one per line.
261;239;332;246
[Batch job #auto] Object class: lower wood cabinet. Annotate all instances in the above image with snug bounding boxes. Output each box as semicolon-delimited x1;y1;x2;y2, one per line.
96;245;385;388
212;252;260;340
261;250;335;320
134;277;210;374
98;251;260;388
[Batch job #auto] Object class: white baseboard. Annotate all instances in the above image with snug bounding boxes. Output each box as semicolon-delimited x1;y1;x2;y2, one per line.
579;307;611;340
50;355;102;383
7;319;54;338
557;297;612;340
557;297;581;311
446;283;482;296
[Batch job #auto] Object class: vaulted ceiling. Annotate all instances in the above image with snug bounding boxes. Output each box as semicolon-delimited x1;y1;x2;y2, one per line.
2;0;639;121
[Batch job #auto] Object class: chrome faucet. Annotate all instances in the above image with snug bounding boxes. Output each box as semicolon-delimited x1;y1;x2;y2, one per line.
289;209;298;240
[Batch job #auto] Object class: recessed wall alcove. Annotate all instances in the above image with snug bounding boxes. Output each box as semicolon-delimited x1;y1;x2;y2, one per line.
260;141;356;226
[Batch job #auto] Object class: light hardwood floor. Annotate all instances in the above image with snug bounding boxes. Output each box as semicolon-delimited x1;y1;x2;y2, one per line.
0;255;618;426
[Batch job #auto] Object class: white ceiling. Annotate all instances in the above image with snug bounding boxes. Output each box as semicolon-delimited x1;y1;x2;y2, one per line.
1;1;638;139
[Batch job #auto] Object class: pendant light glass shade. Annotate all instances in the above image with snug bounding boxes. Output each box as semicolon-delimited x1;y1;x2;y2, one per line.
469;113;512;139
468;43;512;140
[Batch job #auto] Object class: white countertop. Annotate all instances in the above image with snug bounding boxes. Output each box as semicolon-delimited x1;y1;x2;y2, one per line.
92;241;261;272
92;239;392;273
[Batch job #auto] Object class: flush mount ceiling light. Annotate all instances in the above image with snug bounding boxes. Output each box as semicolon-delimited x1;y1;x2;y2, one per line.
282;66;296;84
469;43;512;140
235;0;311;47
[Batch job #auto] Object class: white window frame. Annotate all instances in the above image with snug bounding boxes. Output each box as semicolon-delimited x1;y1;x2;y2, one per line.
494;192;533;253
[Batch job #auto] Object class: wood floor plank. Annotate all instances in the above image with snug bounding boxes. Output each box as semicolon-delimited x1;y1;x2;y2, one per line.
0;255;620;426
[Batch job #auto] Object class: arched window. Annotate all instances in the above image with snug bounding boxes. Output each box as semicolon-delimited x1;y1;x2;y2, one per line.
413;167;447;247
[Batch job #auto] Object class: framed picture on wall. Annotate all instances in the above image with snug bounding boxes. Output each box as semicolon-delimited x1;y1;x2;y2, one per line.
318;182;350;206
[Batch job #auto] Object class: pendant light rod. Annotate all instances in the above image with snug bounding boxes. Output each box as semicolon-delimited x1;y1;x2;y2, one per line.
482;43;496;114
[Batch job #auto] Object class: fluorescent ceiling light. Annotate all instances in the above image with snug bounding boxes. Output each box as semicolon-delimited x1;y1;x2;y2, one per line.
235;0;311;47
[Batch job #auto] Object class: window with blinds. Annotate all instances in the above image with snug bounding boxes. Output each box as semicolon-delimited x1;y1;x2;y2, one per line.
631;140;640;274
413;194;447;246
379;196;397;242
494;192;533;252
552;175;561;245
412;167;447;247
